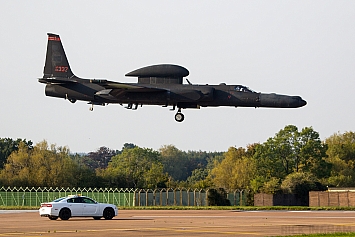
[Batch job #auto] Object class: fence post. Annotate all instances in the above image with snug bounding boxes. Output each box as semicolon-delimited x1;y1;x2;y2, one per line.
146;189;150;206
173;188;176;206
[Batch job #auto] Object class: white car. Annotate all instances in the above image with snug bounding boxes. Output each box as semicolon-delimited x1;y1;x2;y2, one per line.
39;195;118;220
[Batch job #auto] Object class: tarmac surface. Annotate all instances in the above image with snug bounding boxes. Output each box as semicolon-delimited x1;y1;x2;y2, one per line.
0;210;355;236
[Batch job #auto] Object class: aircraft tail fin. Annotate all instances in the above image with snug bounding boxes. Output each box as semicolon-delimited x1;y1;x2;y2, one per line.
43;33;75;78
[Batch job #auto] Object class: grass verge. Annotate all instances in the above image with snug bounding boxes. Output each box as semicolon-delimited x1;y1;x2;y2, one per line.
277;233;355;237
3;205;355;211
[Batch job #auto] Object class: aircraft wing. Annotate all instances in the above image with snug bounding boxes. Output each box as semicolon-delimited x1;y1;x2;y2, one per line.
91;80;164;91
91;80;167;97
90;80;165;92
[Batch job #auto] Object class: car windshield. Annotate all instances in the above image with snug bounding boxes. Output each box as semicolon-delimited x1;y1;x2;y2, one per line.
53;197;66;202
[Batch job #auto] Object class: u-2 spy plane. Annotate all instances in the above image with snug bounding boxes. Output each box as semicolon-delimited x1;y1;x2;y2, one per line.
39;33;306;122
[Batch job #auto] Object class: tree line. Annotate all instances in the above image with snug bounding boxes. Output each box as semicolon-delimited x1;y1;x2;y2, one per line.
0;125;354;199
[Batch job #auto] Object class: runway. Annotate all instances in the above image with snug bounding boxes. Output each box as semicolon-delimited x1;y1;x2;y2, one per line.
0;210;354;236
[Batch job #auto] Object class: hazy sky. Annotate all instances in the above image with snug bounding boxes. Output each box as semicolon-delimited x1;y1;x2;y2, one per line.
1;1;354;153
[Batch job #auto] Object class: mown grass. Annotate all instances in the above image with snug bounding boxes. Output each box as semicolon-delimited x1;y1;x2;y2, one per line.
0;206;39;210
118;206;355;211
277;233;355;237
3;205;355;211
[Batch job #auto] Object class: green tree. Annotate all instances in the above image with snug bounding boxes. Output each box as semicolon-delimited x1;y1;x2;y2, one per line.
0;138;33;169
186;168;211;188
210;147;256;190
0;140;80;187
185;150;218;176
160;145;188;181
254;125;330;180
281;172;326;197
144;163;167;188
101;146;167;188
159;145;224;184
298;127;330;178
82;146;117;170
261;177;281;194
70;153;98;187
325;131;355;187
326;131;355;162
122;143;137;151
250;176;266;193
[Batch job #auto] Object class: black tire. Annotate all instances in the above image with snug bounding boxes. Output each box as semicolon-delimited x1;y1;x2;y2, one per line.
93;217;101;220
48;216;58;220
59;208;71;220
103;207;114;220
175;113;184;122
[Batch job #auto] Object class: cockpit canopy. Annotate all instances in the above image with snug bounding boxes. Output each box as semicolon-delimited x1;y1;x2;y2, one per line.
234;85;255;93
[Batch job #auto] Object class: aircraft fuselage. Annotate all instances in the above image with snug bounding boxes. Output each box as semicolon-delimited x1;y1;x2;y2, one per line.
43;78;306;109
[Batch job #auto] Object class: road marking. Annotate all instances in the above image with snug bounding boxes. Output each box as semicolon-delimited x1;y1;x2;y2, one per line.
132;215;355;219
0;210;37;214
288;211;312;212
132;215;230;218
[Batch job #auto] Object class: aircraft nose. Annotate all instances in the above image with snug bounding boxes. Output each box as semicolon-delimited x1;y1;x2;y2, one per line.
259;94;307;108
300;98;307;107
293;96;307;107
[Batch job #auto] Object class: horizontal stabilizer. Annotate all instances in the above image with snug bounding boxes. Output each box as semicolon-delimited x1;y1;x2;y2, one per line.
38;78;77;84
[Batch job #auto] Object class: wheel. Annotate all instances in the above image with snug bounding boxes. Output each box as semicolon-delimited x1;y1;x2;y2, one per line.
48;216;58;220
175;112;184;122
59;208;71;220
103;207;115;220
93;217;101;220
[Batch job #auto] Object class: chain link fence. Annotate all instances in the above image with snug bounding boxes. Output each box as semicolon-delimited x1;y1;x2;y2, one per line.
135;188;208;206
0;186;249;207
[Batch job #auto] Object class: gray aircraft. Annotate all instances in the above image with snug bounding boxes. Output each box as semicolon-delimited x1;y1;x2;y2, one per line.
39;33;306;122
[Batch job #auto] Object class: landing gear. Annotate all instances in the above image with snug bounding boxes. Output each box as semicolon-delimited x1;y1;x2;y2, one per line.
175;112;184;122
88;102;106;111
174;108;184;122
125;103;140;110
65;94;76;104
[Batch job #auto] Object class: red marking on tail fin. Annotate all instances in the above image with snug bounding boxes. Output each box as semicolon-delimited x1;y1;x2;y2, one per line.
48;36;60;41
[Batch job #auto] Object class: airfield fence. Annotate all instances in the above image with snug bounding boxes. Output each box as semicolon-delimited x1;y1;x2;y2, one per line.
0;187;248;207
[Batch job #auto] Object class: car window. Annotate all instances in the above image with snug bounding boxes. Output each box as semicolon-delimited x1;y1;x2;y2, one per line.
67;198;74;203
73;197;82;203
82;197;96;204
53;197;66;202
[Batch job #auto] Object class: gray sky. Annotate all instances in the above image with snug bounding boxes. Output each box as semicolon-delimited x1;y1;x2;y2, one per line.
1;1;354;153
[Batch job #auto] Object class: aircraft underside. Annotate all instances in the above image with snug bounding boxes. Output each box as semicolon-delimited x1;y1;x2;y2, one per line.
44;82;306;122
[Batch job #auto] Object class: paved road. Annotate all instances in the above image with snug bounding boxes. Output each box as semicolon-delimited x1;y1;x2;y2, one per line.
0;210;355;236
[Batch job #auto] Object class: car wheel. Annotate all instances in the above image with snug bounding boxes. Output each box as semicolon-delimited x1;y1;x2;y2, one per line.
48;216;58;220
93;217;101;220
103;207;114;220
59;208;71;220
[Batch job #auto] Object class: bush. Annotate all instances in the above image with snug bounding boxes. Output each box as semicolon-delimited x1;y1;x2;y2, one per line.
281;172;326;205
208;188;231;206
